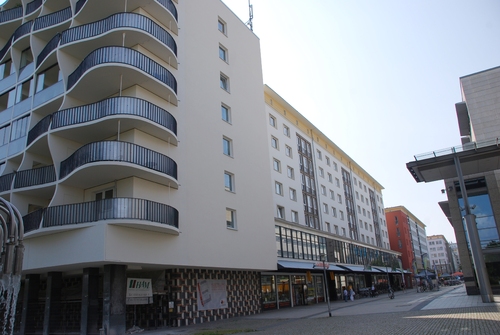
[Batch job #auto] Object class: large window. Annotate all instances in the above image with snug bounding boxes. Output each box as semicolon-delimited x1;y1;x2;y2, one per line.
36;64;62;92
459;193;499;249
11;115;29;141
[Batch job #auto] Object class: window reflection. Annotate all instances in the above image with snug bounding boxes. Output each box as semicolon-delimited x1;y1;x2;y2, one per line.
459;193;500;249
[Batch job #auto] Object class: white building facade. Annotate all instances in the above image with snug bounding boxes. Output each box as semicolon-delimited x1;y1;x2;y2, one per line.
427;235;453;275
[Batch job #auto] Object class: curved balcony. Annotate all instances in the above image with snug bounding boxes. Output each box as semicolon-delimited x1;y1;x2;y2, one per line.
33;6;72;32
13;165;56;189
27;114;51;146
0;6;22;24
67;46;177;104
23;198;179;236
158;0;178;21
59;141;178;188
0;172;15;192
61;12;177;60
0;35;13;62
51;96;177;145
13;20;33;42
25;0;43;16
36;33;60;68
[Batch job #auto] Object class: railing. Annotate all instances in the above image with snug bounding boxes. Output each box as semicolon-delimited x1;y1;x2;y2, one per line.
0;35;13;61
0;172;15;192
13;165;56;189
51;96;177;135
67;46;177;94
157;0;178;21
61;12;177;56
36;33;60;68
25;0;42;15
0;6;23;24
27;114;52;145
13;20;33;42
413;138;500;161
33;6;72;31
23;198;179;233
59;140;177;180
75;0;87;14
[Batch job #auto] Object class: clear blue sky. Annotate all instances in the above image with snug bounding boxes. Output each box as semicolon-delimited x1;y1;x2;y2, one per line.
222;0;500;243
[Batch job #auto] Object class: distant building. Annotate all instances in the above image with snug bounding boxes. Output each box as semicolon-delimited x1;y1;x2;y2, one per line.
426;235;453;275
449;243;461;273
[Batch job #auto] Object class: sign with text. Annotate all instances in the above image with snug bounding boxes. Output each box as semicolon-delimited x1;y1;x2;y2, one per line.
197;279;228;311
126;278;152;305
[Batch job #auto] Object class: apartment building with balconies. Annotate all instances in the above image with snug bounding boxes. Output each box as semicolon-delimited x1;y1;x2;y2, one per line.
0;0;276;333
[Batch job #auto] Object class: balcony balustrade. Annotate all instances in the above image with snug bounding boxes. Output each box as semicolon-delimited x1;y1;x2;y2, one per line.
27;114;52;146
13;165;56;189
23;197;179;234
0;35;13;61
13;20;33;42
25;0;42;15
67;46;177;95
59;140;177;180
33;7;71;31
158;0;178;21
61;12;177;56
0;172;14;192
0;6;23;24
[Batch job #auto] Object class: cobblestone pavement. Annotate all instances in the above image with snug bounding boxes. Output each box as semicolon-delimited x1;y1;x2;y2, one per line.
140;285;500;335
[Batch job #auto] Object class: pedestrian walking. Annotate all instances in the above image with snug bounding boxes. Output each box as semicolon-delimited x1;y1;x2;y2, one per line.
343;286;348;302
350;287;355;301
371;284;376;297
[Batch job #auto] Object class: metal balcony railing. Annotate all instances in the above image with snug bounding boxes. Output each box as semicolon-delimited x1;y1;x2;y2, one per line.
23;197;179;233
61;12;177;56
59;140;177;180
27;114;51;146
0;6;23;24
13;165;56;189
13;20;33;42
36;33;61;68
67;46;177;94
25;0;42;15
0;173;15;192
33;7;72;31
157;0;178;21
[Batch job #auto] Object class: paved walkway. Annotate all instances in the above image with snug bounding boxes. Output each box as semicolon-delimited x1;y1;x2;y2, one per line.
136;285;500;335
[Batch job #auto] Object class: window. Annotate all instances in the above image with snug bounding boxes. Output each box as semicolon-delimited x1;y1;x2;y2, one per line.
357;205;361;214
317;150;322;160
15;77;35;104
319;167;324;177
323;203;328;214
287;166;294;179
291;210;298;223
333;162;338;171
224;171;234;192
325;222;331;233
337;194;342;204
221;104;230;123
334;225;339;235
289;188;297;201
10;115;29;141
321;185;326;195
326;156;330;166
340;211;344;220
219;45;228;62
0;125;11;146
335;178;340;187
0;89;15;112
271;136;278;149
328;173;333;183
273;159;281;172
370;225;373;232
341;228;346;236
20;48;33;69
218;19;226;34
0;59;13;80
223;137;232;156
36;64;62;92
220;73;229;91
283;125;290;137
95;188;114;200
285;145;292;157
277;206;285;219
329;190;334;199
332;207;337;217
356;191;359;200
269;115;276;127
275;181;283;195
361;234;365;242
226;208;236;228
364;222;368;230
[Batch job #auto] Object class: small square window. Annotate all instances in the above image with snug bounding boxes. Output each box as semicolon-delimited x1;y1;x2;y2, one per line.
337;194;342;204
273;159;281;172
329;190;334;199
333;162;338;171
226;208;236;228
219;45;228;62
271;136;279;149
224;171;234;192
287;166;294;179
220;73;229;91
317;150;322;160
328;173;333;183
289;188;297;201
326;156;330;166
325;222;331;233
223;137;232;156
269;115;276;127
277;206;285;219
218;19;226;34
285;145;292;157
332;207;337;217
283;125;290;137
221;104;230;123
319;167;324;177
275;181;283;195
291;210;299;223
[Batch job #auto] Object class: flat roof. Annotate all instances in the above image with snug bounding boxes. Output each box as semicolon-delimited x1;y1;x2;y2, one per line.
406;139;500;183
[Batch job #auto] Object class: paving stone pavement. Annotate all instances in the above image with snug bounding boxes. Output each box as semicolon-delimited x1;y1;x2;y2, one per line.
138;285;500;335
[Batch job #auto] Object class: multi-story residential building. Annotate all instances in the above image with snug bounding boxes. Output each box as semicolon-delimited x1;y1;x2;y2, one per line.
264;86;402;308
0;0;277;333
427;235;453;275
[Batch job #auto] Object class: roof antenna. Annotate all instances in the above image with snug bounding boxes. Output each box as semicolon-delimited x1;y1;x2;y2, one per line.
246;0;253;31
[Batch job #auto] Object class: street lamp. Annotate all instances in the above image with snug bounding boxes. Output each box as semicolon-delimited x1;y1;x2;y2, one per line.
319;253;332;317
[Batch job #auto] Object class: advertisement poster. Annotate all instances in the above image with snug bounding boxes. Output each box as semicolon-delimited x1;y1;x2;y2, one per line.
197;279;228;311
126;278;152;305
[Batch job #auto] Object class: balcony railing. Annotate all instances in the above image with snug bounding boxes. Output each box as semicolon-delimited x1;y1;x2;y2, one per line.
0;35;13;61
36;33;61;68
67;46;177;94
23;197;179;233
75;0;87;14
0;6;23;24
59;140;177;180
25;0;42;15
13;165;56;189
33;6;72;31
13;20;33;42
52;96;177;135
0;172;15;192
61;12;177;56
27;114;51;146
157;0;178;21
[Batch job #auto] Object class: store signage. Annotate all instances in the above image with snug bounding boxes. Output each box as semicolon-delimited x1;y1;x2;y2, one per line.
126;278;152;305
313;262;329;269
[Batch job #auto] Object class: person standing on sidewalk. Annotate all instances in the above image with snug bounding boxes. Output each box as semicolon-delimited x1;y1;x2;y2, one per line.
349;287;355;301
343;286;348;302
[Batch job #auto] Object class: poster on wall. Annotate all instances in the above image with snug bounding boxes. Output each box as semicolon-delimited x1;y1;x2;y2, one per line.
197;279;228;311
126;278;153;305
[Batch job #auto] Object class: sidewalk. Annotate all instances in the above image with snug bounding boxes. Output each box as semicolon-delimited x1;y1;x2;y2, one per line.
137;285;500;335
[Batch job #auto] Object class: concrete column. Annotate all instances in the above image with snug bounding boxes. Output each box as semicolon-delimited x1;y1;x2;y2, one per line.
81;268;100;335
19;274;40;335
43;272;62;335
102;264;127;335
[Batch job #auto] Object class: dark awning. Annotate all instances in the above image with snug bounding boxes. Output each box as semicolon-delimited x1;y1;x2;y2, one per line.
277;260;347;272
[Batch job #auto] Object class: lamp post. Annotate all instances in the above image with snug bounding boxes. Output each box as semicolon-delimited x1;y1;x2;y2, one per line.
319;253;332;317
